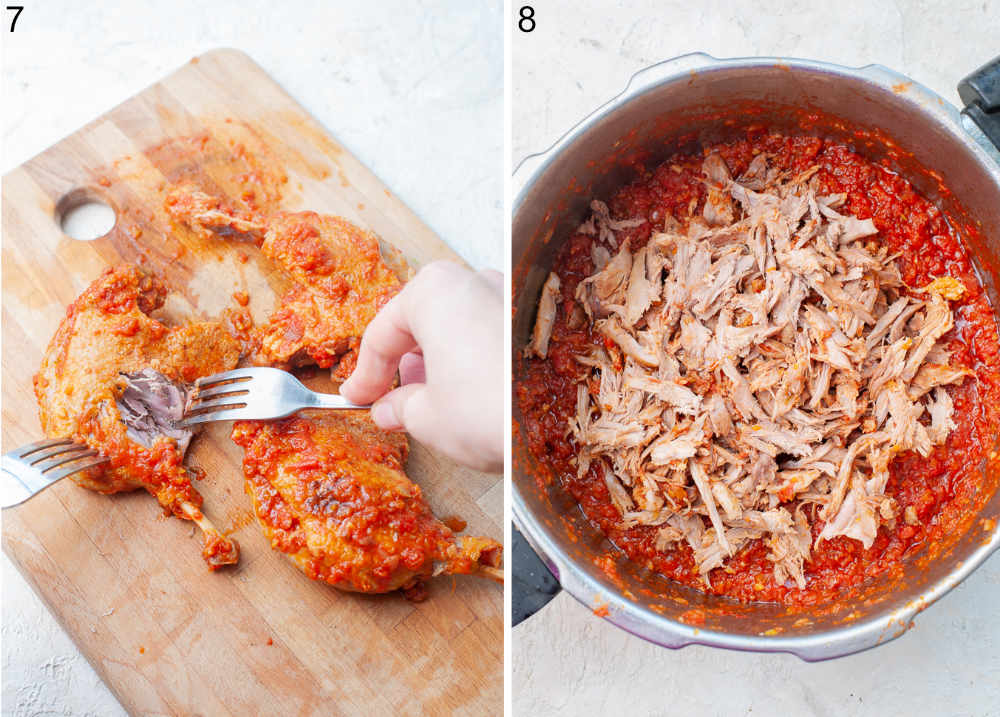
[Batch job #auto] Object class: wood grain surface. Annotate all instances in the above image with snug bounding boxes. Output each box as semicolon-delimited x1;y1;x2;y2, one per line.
1;48;502;716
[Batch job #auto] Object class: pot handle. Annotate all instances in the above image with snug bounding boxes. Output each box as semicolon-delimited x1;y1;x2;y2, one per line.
512;525;561;626
958;55;1000;150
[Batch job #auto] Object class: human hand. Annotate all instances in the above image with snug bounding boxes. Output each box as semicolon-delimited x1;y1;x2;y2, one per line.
339;260;503;473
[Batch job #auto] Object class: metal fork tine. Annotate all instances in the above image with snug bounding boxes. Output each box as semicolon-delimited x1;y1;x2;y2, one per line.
47;456;109;482
9;437;75;459
191;384;252;401
34;448;100;473
182;408;260;426
188;397;249;414
195;369;255;389
26;442;94;465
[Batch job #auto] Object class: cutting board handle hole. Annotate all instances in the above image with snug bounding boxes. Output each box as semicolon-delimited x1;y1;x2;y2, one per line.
57;189;116;241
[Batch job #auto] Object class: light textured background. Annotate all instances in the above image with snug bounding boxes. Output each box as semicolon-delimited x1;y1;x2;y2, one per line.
513;1;1000;716
1;1;500;715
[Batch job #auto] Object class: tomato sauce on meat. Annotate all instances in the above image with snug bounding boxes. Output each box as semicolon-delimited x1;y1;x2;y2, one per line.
516;131;1000;605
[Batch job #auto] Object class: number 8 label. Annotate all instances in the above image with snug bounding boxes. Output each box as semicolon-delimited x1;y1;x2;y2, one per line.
518;5;535;33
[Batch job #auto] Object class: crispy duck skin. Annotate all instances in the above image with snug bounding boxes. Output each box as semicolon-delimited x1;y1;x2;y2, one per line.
231;414;502;595
257;211;402;372
165;186;402;374
33;265;242;568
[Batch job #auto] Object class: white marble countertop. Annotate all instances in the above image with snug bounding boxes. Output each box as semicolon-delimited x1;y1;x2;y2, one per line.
513;2;1000;715
2;2;500;714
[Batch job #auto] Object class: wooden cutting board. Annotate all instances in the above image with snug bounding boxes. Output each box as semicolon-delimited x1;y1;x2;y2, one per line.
1;49;502;716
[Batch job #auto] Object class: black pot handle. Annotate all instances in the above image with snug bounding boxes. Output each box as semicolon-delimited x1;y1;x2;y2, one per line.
512;525;561;626
958;55;1000;151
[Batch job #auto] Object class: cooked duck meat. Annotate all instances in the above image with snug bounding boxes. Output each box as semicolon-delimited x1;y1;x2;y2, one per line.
599;315;658;367
527;153;971;586
624;245;661;324
577;199;644;248
34;265;242;568
576;240;632;319
117;368;192;455
524;272;560;359
165;182;267;242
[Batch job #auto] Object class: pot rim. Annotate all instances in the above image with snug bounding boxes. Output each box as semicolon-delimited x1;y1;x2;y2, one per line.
512;53;1000;661
514;53;1000;197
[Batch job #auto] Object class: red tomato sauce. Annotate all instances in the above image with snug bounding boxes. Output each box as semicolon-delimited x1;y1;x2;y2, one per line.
516;131;1000;605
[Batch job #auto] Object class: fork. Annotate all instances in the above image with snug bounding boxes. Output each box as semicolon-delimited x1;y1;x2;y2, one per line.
2;438;109;509
182;367;370;426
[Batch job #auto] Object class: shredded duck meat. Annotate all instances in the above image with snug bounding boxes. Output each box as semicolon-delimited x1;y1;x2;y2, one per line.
531;153;971;588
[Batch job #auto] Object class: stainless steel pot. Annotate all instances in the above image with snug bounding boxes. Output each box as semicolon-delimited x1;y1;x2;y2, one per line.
512;54;1000;661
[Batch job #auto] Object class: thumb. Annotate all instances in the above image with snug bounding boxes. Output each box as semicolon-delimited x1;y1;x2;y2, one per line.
369;384;499;472
370;383;437;435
